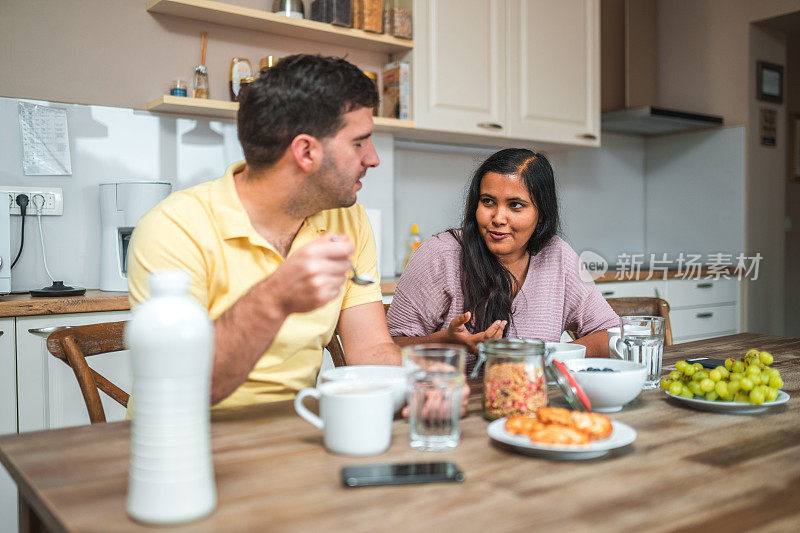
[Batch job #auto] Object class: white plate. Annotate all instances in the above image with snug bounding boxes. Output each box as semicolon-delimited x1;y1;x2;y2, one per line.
664;389;790;414
486;418;637;460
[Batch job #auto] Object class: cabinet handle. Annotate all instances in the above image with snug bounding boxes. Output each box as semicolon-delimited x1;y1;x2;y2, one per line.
601;290;615;296
577;133;597;140
477;122;503;130
696;283;713;288
28;326;69;337
696;312;714;318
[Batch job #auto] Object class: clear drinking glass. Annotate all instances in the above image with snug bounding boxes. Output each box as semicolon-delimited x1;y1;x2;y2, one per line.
402;344;465;451
621;316;666;389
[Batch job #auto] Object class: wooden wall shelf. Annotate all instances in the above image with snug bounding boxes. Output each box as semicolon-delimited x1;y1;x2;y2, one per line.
146;0;414;54
145;95;415;134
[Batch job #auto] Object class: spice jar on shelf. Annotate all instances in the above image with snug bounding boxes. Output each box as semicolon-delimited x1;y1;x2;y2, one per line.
237;77;256;101
229;58;253;102
258;56;281;76
310;0;332;23
361;0;383;33
272;0;304;19
331;0;352;27
383;0;412;39
193;65;209;99
363;71;378;116
169;79;187;97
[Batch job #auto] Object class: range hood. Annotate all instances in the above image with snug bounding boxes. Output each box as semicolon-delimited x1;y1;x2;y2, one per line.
600;1;724;137
601;106;724;136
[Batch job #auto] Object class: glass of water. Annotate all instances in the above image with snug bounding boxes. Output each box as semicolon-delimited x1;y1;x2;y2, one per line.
621;316;666;389
402;344;466;451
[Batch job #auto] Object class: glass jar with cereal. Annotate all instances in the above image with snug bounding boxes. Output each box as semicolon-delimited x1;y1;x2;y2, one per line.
475;338;548;420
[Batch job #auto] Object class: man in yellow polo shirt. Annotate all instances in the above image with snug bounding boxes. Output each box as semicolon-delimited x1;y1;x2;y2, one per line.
127;55;400;408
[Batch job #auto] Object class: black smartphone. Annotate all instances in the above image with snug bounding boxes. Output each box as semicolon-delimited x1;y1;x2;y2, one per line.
341;462;465;488
685;357;727;369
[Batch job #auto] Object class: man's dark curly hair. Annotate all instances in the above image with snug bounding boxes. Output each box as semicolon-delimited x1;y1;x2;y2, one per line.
237;54;379;170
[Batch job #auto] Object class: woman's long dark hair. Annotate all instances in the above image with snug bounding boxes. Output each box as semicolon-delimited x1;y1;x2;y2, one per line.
448;149;560;333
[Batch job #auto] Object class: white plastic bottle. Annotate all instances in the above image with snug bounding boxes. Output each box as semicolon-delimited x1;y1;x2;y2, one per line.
125;270;216;524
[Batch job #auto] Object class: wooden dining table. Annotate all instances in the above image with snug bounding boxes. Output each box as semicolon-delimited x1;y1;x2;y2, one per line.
1;333;799;533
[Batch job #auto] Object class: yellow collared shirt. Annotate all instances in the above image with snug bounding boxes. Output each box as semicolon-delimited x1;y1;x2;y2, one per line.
127;162;381;408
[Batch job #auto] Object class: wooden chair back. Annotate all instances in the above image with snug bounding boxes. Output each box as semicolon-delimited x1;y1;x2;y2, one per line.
45;321;129;424
606;297;674;346
325;336;347;368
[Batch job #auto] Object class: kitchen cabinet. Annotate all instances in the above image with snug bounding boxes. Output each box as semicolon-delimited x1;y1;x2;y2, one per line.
665;279;740;343
412;0;507;136
412;0;600;147
506;0;600;145
146;0;600;149
593;278;741;343
594;280;666;299
15;311;131;433
0;318;17;533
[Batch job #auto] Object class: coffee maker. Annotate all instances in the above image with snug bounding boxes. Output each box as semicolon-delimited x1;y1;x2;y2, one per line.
0;196;10;294
99;181;171;292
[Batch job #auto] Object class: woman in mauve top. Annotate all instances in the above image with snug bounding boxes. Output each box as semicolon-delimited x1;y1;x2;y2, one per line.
387;148;619;359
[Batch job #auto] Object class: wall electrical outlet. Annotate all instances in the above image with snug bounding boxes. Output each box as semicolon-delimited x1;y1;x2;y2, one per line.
0;186;63;216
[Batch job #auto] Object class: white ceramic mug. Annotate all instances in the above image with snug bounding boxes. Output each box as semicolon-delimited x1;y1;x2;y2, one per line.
607;325;651;358
294;381;394;456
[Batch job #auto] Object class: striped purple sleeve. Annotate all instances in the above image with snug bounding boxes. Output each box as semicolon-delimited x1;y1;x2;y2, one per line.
386;235;456;337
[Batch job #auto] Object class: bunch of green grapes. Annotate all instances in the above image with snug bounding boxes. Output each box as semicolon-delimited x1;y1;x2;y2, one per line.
660;349;783;405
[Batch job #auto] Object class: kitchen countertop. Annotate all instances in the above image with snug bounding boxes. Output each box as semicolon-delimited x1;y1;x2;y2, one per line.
0;269;732;317
0;290;129;318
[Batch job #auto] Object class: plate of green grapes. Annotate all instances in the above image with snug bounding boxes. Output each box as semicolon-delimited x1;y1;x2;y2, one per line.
661;349;789;414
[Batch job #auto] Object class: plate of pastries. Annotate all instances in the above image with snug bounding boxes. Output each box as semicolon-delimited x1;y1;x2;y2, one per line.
487;407;637;460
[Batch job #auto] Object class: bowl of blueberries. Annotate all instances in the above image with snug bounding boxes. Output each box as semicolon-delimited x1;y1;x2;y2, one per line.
563;359;647;412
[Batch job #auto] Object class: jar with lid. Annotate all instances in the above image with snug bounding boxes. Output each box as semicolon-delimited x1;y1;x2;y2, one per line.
310;0;332;23
272;0;304;19
363;71;378;115
258;56;281;77
383;0;412;39
169;79;187;97
473;338;548;420
331;0;352;27
360;0;383;33
229;57;253;102
237;76;256;101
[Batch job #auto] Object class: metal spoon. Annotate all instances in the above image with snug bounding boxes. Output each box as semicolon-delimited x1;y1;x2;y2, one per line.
350;266;375;286
328;234;375;286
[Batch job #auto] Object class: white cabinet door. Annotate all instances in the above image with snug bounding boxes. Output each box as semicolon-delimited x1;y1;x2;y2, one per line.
506;0;600;146
0;318;17;533
0;318;15;436
670;305;738;342
665;279;739;308
413;0;507;135
595;280;666;299
16;311;131;433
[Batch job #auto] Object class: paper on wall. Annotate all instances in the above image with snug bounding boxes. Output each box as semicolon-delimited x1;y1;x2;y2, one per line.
18;102;72;175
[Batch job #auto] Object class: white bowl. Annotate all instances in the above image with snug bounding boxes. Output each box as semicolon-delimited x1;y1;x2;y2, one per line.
563;359;647;413
319;365;408;412
546;342;587;362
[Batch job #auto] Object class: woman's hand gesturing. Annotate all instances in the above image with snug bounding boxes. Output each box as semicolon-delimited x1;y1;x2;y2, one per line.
446;311;507;353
